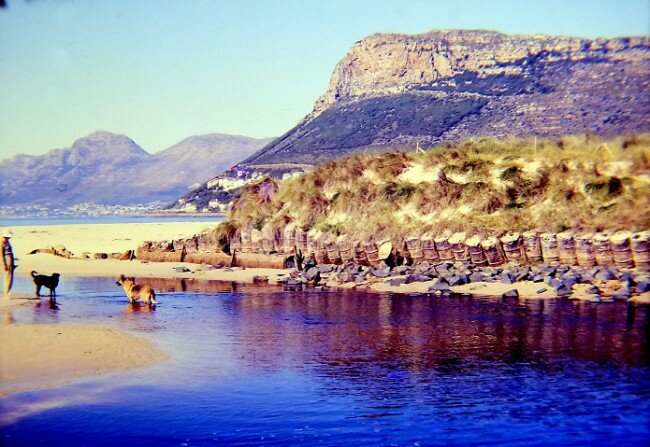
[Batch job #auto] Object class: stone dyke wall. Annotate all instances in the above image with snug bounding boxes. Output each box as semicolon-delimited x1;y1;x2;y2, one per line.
134;233;286;269
230;228;649;271
134;226;648;272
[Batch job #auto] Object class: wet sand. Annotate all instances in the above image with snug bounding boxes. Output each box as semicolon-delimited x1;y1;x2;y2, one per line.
368;277;557;298
10;222;290;285
0;322;168;397
2;223;205;395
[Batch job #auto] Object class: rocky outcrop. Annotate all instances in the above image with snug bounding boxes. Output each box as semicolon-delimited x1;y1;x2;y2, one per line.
310;30;648;116
244;30;650;167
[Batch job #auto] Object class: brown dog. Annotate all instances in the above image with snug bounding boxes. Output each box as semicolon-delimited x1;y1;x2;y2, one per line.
116;274;156;306
31;271;60;298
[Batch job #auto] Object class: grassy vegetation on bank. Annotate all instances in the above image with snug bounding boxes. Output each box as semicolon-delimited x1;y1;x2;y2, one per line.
222;134;649;241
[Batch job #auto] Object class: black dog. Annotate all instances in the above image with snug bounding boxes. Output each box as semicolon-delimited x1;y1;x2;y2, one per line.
31;271;61;298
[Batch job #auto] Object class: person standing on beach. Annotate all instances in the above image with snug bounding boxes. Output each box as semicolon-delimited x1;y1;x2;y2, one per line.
2;229;15;297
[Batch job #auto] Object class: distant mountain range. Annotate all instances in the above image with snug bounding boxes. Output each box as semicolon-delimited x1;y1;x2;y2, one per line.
243;30;650;167
6;30;649;212
0;131;272;207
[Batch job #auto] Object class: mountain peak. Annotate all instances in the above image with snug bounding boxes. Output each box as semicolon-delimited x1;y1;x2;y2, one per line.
69;131;148;156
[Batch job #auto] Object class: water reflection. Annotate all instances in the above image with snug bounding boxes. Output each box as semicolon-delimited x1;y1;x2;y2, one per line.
123;302;155;314
7;276;649;372
228;291;648;373
35;299;59;311
135;277;282;295
2;277;649;445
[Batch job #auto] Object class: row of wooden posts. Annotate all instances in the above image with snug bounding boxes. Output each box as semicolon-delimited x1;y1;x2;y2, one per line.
228;226;649;271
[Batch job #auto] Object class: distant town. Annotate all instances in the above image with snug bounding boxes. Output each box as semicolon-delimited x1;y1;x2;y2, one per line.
0;202;219;219
172;164;305;213
0;165;303;218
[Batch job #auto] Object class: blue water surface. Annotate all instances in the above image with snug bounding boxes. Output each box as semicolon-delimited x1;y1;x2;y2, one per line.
1;276;648;446
0;215;223;227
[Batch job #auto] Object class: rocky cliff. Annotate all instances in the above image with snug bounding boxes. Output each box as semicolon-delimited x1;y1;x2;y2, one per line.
244;30;650;167
0;131;272;207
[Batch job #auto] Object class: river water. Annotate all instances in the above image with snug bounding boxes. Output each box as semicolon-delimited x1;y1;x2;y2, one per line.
1;276;648;446
0;215;223;227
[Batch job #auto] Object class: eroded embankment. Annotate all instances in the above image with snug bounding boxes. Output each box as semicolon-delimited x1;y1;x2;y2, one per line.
137;135;648;264
129;135;650;300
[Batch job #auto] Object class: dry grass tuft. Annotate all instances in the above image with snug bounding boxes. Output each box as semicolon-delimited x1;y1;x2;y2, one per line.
223;134;650;239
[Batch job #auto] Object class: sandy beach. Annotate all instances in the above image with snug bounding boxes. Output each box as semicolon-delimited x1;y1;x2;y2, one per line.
0;323;168;397
0;222;221;396
4;222;527;293
8;221;288;283
9;221;216;260
0;220;291;397
0;292;168;397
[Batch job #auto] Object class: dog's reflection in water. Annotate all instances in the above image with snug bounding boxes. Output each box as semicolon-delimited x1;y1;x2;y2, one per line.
35;298;59;311
124;302;155;314
4;310;15;324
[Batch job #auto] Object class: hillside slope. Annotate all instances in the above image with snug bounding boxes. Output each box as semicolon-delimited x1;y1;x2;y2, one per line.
244;30;650;167
229;134;650;239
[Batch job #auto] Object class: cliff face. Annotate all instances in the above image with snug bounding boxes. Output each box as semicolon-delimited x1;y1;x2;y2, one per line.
311;30;648;116
245;30;650;167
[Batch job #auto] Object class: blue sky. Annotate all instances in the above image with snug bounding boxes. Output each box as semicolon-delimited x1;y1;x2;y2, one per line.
0;0;648;158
